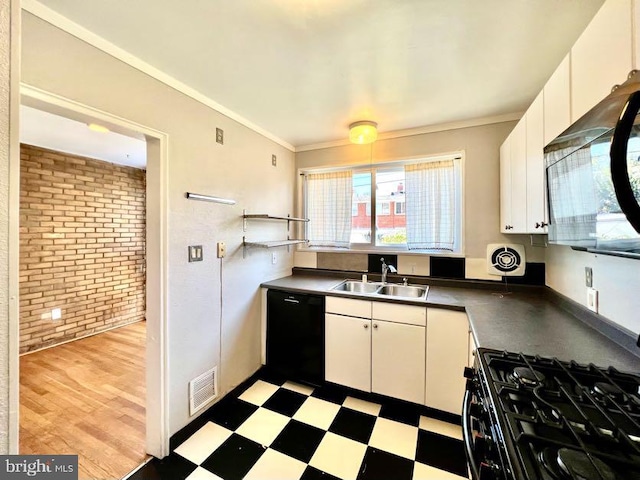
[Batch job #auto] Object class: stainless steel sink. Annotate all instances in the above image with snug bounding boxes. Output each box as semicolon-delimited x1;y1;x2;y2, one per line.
377;284;428;299
332;280;381;294
332;280;428;300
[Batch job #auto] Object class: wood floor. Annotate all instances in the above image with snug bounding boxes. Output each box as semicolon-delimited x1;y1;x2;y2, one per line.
20;321;148;480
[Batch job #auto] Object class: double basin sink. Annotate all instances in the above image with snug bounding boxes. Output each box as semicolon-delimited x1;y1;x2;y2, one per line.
331;280;428;300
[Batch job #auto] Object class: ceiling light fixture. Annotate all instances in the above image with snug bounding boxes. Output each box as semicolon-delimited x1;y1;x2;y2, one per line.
349;121;378;144
88;123;110;133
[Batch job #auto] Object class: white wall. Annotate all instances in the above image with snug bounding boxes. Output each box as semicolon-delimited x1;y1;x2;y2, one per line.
296;122;547;277
546;246;640;335
21;13;296;436
0;0;11;454
1;0;19;454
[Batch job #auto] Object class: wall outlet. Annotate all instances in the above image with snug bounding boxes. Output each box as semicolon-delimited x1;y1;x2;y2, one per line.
217;242;226;258
271;252;277;265
51;308;62;321
189;245;203;262
272;154;277;166
587;288;598;313
585;266;593;287
216;128;224;145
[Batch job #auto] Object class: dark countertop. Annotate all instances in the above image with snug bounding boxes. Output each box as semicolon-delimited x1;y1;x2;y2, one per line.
261;274;640;373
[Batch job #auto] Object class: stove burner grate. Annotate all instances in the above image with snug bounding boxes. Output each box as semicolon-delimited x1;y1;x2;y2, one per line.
591;382;626;405
540;447;618;480
508;366;546;387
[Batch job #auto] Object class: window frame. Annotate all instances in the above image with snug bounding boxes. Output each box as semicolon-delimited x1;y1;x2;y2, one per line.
299;153;465;255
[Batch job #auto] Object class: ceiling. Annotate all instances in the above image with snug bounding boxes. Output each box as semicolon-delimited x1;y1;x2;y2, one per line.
20;105;147;168
25;0;605;149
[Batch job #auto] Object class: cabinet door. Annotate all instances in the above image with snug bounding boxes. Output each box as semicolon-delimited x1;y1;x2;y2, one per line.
425;309;469;415
571;0;633;122
526;91;547;233
325;313;371;392
544;53;571;145
372;320;425;404
510;118;527;233
499;136;512;233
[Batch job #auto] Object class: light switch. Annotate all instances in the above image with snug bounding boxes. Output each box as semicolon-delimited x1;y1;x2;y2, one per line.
189;245;203;262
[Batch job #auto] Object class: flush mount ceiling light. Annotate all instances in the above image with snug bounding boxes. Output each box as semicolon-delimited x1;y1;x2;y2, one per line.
87;123;109;133
349;121;378;144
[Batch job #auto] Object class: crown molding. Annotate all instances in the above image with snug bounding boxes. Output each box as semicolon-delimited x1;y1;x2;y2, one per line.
21;0;296;152
295;112;523;152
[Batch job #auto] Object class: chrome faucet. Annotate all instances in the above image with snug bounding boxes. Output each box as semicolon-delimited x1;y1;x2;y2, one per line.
380;258;397;284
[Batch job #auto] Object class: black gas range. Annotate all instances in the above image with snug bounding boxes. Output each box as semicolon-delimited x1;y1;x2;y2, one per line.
463;348;640;480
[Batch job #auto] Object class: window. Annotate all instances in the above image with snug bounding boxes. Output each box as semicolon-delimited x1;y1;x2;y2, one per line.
303;155;462;252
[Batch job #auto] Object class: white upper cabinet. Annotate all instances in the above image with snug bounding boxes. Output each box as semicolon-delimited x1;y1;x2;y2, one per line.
500;94;546;234
510;119;528;233
499;136;512;234
526;91;547;232
543;54;571;146
505;118;528;234
571;0;633;122
501;0;639;236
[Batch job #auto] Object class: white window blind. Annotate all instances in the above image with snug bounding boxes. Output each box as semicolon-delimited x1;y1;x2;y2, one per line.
306;171;353;247
405;160;456;250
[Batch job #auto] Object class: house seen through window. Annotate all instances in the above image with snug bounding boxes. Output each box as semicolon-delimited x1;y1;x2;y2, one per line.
303;155;462;252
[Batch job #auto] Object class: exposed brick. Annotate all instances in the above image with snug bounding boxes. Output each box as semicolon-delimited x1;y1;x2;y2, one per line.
19;144;146;353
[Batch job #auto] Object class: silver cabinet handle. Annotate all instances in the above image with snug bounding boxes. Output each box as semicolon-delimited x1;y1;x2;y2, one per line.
364;324;369;329
373;324;378;329
284;298;299;304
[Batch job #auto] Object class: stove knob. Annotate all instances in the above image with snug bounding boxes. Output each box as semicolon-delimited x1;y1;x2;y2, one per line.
479;461;501;478
463;367;475;379
469;402;485;419
465;379;477;392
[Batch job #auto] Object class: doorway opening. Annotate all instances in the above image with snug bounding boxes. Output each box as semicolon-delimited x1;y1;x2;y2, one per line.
14;86;169;473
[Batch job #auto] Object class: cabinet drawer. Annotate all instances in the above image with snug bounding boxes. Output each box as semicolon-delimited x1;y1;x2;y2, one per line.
326;296;371;318
372;302;426;326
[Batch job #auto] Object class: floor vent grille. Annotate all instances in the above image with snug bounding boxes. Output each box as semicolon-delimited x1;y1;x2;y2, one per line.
189;366;218;416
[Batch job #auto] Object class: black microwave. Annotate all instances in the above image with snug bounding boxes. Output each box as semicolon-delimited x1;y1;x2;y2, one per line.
545;70;640;258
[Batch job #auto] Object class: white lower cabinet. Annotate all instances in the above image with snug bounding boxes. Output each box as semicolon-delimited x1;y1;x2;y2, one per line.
425;308;470;415
371;320;425;404
325;297;426;404
325;313;371;392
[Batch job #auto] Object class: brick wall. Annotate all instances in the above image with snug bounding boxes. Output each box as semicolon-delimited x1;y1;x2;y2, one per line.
19;144;146;353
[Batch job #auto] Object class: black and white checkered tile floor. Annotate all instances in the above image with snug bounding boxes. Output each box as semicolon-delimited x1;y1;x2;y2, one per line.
131;370;469;480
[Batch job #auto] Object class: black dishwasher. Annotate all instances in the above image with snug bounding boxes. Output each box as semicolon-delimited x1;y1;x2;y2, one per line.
266;289;325;386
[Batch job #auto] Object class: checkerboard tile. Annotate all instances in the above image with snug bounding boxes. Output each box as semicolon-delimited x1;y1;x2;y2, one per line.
133;371;469;480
